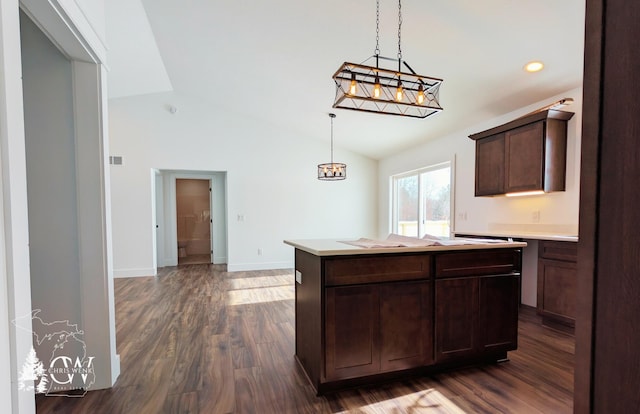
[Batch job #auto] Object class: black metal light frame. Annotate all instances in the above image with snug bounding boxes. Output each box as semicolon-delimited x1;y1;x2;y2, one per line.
333;58;443;119
317;113;346;181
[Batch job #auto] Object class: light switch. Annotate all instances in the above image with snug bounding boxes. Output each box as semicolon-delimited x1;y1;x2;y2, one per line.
295;270;302;284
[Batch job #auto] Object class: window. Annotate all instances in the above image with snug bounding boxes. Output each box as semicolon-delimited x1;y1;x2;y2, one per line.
392;161;452;238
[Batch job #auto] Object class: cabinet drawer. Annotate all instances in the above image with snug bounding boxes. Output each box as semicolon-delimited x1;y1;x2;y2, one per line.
435;250;519;278
539;241;577;262
325;255;431;286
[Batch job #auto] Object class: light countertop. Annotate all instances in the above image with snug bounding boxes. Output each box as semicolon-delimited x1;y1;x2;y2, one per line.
453;231;578;243
284;238;528;257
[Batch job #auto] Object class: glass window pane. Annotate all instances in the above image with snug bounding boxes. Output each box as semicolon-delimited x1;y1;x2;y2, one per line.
420;167;451;238
396;175;419;237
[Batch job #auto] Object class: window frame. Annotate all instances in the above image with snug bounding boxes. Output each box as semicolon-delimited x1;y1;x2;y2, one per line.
390;159;455;238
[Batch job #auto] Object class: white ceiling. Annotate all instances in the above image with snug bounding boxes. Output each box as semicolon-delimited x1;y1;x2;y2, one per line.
106;0;585;160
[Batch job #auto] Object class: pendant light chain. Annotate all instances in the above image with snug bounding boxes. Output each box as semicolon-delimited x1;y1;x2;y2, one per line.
330;113;335;164
397;0;403;62
374;0;380;57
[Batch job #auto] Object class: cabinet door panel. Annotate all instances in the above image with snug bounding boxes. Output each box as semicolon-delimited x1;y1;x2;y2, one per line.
537;259;577;324
380;281;432;371
505;122;544;192
325;286;380;380
435;278;478;361
479;275;520;353
475;134;505;196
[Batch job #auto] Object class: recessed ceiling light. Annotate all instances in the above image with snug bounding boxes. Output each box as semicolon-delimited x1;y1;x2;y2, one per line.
525;61;544;72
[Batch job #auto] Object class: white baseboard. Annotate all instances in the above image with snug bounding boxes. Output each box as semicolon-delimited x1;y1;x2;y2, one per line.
160;257;177;267
213;255;227;264
113;267;156;278
227;261;292;272
111;353;120;386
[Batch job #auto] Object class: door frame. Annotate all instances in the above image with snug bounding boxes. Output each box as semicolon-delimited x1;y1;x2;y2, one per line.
154;170;227;267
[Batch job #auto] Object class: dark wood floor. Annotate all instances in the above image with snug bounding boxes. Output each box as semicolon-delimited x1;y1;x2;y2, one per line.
36;264;574;413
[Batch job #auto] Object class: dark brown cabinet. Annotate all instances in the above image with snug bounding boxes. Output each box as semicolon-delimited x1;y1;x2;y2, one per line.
537;240;577;327
504;122;545;192
325;280;431;381
435;277;478;361
434;251;520;362
293;246;522;394
479;274;520;353
470;109;574;196
380;281;432;371
475;133;505;196
325;285;380;380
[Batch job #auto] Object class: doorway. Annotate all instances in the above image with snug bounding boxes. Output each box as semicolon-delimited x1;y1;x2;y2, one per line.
176;179;212;265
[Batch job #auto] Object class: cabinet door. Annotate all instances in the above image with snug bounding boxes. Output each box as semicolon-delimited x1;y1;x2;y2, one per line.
379;281;431;371
479;275;520;353
505;121;544;192
435;278;478;362
475;133;505;196
325;285;380;380
537;258;577;325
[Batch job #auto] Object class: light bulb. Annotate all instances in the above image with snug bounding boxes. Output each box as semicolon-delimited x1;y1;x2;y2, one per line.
373;76;381;98
417;85;425;105
396;80;403;102
349;73;357;95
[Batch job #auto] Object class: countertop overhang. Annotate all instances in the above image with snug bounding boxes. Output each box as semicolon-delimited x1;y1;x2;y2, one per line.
284;238;528;257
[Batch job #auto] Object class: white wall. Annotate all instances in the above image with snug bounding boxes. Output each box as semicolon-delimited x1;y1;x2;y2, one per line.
75;0;106;43
108;92;379;275
379;87;582;306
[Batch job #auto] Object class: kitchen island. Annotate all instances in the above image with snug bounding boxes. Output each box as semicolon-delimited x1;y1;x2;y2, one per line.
285;238;527;394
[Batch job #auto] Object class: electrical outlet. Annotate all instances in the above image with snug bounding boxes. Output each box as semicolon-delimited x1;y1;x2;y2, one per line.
258;248;263;256
532;210;540;223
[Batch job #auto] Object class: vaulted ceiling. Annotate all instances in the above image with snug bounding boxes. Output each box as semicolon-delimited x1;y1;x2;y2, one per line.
106;0;585;160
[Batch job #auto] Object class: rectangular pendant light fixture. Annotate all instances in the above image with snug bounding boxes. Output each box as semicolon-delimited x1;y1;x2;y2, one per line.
332;0;444;119
332;60;443;118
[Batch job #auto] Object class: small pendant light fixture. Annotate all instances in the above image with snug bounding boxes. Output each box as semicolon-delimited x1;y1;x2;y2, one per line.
332;0;443;118
317;113;346;181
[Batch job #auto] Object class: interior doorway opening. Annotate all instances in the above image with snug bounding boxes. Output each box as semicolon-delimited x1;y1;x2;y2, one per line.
153;169;227;269
176;178;211;265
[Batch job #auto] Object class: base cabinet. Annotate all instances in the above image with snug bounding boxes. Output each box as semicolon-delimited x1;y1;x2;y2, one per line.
537;241;577;327
293;247;523;394
479;275;520;353
325;285;380;380
435;277;478;361
435;274;519;362
434;250;520;363
325;281;431;381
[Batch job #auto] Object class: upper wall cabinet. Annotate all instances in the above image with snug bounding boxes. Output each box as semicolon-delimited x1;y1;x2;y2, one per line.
469;110;574;197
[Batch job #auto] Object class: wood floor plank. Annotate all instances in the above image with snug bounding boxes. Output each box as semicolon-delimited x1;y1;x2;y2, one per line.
200;335;235;414
36;265;574;413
